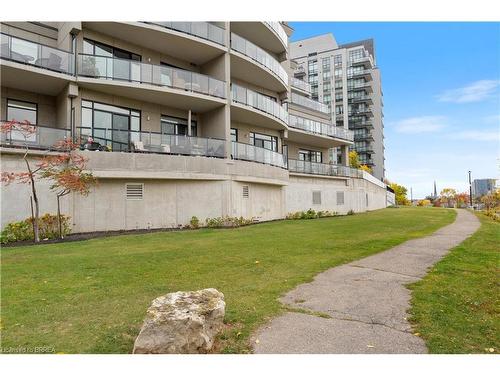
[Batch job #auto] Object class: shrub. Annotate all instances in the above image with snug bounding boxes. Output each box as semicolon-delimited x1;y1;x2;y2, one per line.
347;209;355;215
204;216;254;228
190;216;200;229
1;214;71;244
286;210;337;220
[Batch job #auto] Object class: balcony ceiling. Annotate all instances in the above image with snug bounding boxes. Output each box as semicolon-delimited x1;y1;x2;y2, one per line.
230;22;286;55
230;103;288;131
0;61;73;96
287;127;352;148
77;77;226;113
83;22;226;65
230;52;287;93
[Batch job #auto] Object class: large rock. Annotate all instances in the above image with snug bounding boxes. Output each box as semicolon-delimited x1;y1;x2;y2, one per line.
133;288;225;354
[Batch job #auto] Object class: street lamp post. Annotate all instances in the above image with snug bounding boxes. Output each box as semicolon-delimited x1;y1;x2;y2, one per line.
468;171;473;208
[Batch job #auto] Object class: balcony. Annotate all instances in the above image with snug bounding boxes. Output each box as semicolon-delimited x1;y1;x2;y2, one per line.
355;145;374;154
354;132;374;141
144;22;225;46
263;22;288;51
77;54;226;112
290;77;311;94
290;93;330;115
0;122;70;151
230;22;287;55
349;52;374;68
0;33;75;95
288;159;362;178
83;22;226;65
347;68;372;81
294;65;306;78
232;141;286;168
349;120;374;130
231;84;288;130
347;81;374;93
348;95;373;105
230;33;288;92
348;107;373;117
77;126;226;158
288;114;354;147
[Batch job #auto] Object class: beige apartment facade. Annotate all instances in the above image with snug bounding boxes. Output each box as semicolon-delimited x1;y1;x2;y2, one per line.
290;34;385;180
0;22;389;233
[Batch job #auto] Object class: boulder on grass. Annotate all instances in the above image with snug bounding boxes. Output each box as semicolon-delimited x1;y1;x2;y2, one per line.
133;288;225;354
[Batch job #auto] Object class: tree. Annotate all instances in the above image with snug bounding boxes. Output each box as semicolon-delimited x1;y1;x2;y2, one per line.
359;164;372;174
481;189;500;211
455;192;469;208
417;199;431;207
39;139;96;238
439;188;457;208
1;120;96;242
388;182;410;206
349;150;360;169
1;120;42;242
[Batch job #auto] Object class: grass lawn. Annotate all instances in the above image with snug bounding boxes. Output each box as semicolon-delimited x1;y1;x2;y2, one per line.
1;207;455;354
408;212;499;353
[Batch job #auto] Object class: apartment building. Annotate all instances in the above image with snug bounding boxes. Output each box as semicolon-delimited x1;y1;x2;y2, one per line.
290;34;385;180
472;178;497;198
0;22;389;233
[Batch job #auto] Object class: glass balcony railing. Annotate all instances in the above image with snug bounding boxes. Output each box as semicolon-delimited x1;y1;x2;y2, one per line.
354;145;374;153
231;84;288;125
263;22;288;48
0;122;71;150
143;22;226;46
288;115;354;141
0;33;74;74
290;77;311;93
77;54;226;99
232;141;286;168
290;93;330;114
230;33;288;86
76;126;226;158
288;159;363;178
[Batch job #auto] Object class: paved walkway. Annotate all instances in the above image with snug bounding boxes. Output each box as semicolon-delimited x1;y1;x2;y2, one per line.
253;209;481;354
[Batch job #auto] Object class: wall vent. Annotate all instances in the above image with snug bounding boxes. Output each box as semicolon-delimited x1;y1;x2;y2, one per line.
312;190;321;205
337;191;345;205
242;185;249;198
126;183;144;200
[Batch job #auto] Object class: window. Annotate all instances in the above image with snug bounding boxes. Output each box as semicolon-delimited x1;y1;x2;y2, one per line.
126;183;144;200
337;191;345;205
81;100;141;151
7;99;37;124
322;70;331;80
161;115;197;136
308;59;318;75
334;55;342;67
230;128;238;142
323;82;331;92
312;191;322;205
335;105;343;115
335;93;343;101
335;79;343;89
323;94;331;104
349;48;365;62
83;39;141;61
7;99;38;142
250;132;277;152
334;68;343;77
322;57;331;71
308;74;318;85
299;149;322;163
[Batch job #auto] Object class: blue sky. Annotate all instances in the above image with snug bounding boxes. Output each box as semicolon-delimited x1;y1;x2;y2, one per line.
290;22;500;198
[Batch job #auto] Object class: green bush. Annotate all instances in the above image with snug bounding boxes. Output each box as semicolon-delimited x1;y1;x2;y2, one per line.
205;216;254;228
1;214;71;244
190;216;200;229
286;210;338;220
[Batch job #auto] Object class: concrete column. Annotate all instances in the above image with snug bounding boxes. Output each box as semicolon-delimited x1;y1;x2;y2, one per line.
223;22;232;159
341;145;349;167
187;110;192;136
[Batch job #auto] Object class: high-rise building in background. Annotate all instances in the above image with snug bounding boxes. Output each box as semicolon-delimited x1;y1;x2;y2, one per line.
290;34;385;180
472;178;497;198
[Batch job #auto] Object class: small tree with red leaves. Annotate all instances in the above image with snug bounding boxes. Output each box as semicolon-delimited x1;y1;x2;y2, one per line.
1;120;96;241
1;120;42;242
39;139;96;238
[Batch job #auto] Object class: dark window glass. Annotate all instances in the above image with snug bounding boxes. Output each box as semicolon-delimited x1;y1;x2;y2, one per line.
230;128;238;142
7;99;37;124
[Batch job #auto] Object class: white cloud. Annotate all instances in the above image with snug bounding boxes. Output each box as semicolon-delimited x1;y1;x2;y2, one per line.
451;129;499;142
393;116;447;134
437;80;500;103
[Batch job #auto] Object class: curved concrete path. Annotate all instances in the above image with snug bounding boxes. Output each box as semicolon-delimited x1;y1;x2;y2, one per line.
253;209;480;354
